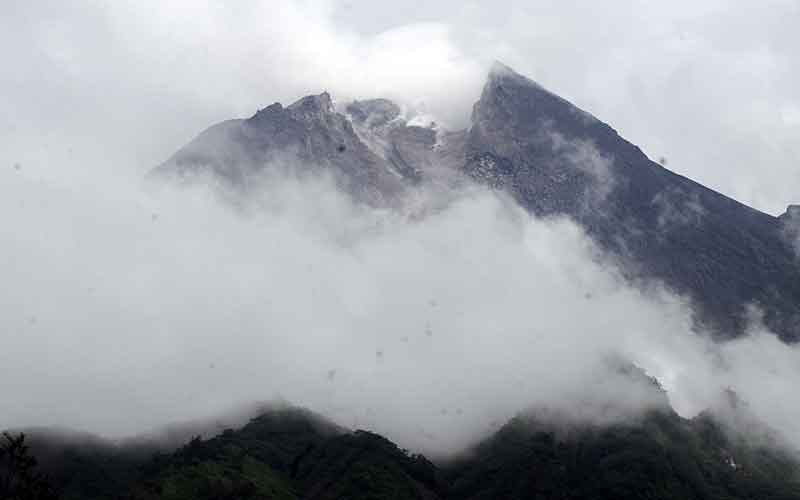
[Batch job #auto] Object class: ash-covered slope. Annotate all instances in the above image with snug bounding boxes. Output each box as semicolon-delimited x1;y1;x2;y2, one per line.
465;63;800;340
152;62;800;341
151;92;459;206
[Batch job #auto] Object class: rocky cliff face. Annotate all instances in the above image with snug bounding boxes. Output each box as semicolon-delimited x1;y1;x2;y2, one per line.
152;62;800;342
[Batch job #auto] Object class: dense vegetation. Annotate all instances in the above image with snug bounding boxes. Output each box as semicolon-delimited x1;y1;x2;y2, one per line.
11;404;800;500
448;410;800;500
1;431;59;500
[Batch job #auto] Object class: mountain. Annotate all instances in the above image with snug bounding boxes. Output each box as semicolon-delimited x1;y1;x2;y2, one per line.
17;401;800;500
447;408;800;500
465;63;800;340
152;62;800;342
150;92;465;207
20;407;446;500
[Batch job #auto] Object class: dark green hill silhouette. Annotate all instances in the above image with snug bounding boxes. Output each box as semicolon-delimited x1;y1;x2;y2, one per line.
17;402;800;500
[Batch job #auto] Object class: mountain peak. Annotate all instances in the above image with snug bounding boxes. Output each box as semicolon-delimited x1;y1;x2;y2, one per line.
488;60;516;77
345;98;401;127
488;60;526;81
486;61;551;95
287;91;334;120
470;61;598;154
779;204;800;221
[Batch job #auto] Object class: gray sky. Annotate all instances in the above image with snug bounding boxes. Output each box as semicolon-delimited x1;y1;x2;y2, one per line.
1;0;798;213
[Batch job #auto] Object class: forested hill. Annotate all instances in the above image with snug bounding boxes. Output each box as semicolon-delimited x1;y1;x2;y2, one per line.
7;405;799;500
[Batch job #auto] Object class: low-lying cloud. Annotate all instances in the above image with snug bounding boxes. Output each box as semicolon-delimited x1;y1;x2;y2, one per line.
2;161;800;457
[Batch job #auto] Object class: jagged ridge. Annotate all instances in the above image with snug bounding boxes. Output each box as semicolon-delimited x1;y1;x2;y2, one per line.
151;63;800;341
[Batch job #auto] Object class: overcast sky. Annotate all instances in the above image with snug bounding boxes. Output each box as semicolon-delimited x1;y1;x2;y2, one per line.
1;0;798;213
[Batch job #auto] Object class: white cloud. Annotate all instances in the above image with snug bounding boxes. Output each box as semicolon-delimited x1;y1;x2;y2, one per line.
1;162;800;456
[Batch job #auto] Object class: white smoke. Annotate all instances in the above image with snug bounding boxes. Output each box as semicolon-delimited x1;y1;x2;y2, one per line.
1;162;799;456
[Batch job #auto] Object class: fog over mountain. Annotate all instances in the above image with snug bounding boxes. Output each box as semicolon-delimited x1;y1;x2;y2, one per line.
4;65;800;457
2;0;800;471
2;1;799;212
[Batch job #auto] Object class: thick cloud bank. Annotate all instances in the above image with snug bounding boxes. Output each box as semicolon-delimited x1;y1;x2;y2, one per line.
2;163;800;456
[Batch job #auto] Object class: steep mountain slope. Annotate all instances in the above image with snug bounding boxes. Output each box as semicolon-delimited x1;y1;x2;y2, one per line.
151;63;800;341
464;63;800;340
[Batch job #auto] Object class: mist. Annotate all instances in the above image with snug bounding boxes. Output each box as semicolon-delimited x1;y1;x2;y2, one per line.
1;158;799;456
